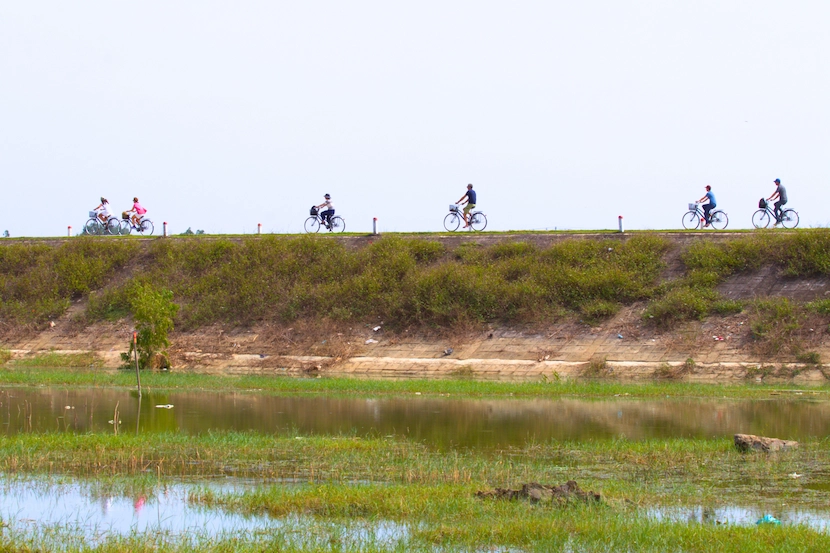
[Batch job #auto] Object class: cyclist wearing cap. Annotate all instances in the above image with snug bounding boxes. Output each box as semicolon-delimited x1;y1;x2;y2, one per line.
697;185;717;227
768;179;788;226
316;194;335;229
94;197;113;225
456;184;476;228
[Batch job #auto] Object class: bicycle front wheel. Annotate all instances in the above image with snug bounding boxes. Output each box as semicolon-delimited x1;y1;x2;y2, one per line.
84;218;100;235
304;217;320;233
752;209;771;229
710;210;728;230
780;209;799;229
681;211;701;230
470;212;487;231
105;218;121;235
443;212;460;231
119;220;132;235
139;220;154;235
329;216;345;233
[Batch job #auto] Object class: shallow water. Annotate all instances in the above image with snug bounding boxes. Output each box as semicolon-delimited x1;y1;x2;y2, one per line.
0;476;411;548
0;387;826;448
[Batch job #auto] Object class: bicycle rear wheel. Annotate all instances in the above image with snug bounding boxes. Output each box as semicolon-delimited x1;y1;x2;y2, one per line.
443;212;460;231
329;216;345;233
304;217;320;233
105;218;121;235
752;209;771;229
138;220;154;235
710;210;728;230
780;209;799;229
470;212;487;231
681;211;701;230
84;218;101;235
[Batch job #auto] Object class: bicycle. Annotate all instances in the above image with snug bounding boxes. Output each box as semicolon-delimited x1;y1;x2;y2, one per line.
304;206;345;233
444;204;487;231
119;214;155;235
83;211;121;235
681;202;728;230
752;198;799;229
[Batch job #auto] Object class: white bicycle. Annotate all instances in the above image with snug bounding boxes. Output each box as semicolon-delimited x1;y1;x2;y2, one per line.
444;204;487;231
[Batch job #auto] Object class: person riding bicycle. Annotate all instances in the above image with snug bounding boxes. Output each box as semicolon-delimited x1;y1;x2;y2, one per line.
126;197;147;227
94;197;113;225
456;184;476;228
316;194;335;229
768;178;788;226
697;185;717;227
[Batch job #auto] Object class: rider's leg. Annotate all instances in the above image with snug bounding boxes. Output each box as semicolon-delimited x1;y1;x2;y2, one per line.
462;204;473;227
774;201;784;222
703;204;713;224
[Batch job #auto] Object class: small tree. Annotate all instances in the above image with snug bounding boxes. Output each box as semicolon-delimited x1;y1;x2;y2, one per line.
121;282;179;369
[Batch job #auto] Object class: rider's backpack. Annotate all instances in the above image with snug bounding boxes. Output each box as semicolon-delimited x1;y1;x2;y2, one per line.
758;198;767;209
310;206;319;216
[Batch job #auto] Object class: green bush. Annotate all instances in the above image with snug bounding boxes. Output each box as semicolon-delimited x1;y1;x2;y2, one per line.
749;298;801;355
121;282;178;369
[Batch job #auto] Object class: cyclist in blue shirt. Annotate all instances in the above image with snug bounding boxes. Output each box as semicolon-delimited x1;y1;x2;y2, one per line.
456;184;477;228
697;185;716;227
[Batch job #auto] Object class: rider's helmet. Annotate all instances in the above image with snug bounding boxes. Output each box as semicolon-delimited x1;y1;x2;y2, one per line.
774;179;780;184
324;193;331;199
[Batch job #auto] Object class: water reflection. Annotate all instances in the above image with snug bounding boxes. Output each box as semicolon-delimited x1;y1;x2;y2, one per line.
0;476;411;547
0;388;827;449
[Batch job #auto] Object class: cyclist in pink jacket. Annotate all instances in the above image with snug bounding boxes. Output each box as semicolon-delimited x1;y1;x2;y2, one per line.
126;197;147;227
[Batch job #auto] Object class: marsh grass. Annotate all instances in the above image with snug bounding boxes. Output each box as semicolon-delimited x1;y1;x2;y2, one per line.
7;351;104;368
0;368;827;398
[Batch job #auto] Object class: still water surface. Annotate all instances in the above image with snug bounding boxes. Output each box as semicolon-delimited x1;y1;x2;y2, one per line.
1;387;826;448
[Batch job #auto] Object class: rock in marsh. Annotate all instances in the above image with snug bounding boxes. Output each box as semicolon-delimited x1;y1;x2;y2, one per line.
734;433;798;453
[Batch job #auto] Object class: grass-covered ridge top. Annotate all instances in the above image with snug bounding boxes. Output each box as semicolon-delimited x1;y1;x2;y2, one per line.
1;231;830;332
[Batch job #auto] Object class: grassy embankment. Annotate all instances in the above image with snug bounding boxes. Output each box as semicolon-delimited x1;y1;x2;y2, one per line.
1;231;830;361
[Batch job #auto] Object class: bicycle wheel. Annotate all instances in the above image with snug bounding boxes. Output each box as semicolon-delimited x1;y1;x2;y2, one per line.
304;217;320;233
120;220;132;235
329;216;345;233
780;209;799;229
105;218;121;235
470;211;487;231
710;210;728;230
681;211;701;230
84;218;101;235
443;212;460;231
752;209;771;229
138;219;154;235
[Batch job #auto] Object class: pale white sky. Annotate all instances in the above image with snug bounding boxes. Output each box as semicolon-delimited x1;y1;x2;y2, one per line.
1;1;828;236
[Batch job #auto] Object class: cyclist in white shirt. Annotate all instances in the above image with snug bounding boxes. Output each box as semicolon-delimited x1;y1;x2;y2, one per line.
316;194;335;229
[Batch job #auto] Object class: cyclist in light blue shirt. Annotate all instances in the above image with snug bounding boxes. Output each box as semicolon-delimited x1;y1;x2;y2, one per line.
697;185;717;227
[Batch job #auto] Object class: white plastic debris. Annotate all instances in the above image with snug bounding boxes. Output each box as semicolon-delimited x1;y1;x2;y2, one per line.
155;404;174;409
365;339;378;344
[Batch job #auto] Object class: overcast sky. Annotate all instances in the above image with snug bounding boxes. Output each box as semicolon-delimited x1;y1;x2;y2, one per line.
1;1;828;236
